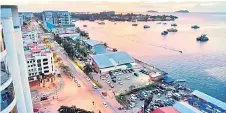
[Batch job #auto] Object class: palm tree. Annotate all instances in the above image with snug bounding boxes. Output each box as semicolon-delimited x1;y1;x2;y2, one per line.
103;42;108;47
112;48;117;52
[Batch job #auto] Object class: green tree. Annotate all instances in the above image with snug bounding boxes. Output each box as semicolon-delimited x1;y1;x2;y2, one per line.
84;64;93;75
58;105;94;113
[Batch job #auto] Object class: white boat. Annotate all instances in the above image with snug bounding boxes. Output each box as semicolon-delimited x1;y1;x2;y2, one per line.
144;25;150;28
98;21;105;25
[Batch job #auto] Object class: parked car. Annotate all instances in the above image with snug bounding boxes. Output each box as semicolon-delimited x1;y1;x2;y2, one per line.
106;80;111;84
103;102;108;108
117;77;121;81
86;77;91;81
110;83;114;88
74;79;78;83
119;81;123;85
112;79;116;83
40;96;48;101
101;77;106;80
129;102;136;108
77;83;81;87
126;76;130;80
105;74;109;78
134;73;139;77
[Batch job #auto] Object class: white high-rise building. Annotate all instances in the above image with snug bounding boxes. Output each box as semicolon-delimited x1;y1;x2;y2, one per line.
1;5;33;113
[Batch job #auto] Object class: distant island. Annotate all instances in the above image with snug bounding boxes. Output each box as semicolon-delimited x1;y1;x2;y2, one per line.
147;10;158;13
175;10;189;13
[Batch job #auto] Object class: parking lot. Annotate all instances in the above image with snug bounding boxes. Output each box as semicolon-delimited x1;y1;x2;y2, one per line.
92;68;152;94
124;81;192;113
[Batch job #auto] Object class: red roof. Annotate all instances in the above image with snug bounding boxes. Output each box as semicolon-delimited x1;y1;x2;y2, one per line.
30;48;41;53
27;43;37;47
151;107;180;113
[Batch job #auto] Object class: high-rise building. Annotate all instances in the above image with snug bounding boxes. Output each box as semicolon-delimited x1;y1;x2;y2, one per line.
42;11;71;25
1;5;33;113
18;12;34;24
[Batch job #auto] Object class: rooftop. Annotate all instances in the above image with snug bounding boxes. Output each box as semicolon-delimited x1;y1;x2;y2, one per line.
90;51;135;69
192;90;226;110
93;44;110;54
85;40;102;47
27;43;38;47
173;101;202;113
30;48;41;53
151;107;180;113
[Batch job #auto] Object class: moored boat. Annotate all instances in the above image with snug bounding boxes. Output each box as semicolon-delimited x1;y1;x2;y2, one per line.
167;28;178;32
131;19;137;22
171;23;177;26
156;22;161;24
143;25;150;28
98;21;105;25
161;31;168;35
132;24;138;26
191;25;200;29
197;34;209;41
83;25;87;27
163;23;167;25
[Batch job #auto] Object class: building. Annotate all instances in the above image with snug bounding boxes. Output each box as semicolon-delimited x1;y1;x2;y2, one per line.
84;40;110;54
23;41;54;82
90;51;136;74
1;5;33;113
18;12;33;24
52;24;76;34
173;101;202;113
100;11;115;16
151;107;180;113
22;31;38;42
42;11;71;25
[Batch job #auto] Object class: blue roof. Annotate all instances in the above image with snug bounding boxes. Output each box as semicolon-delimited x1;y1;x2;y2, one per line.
85;40;102;47
93;44;110;54
72;35;86;41
192;90;226;110
173;102;202;113
45;22;54;30
162;76;175;83
90;51;135;69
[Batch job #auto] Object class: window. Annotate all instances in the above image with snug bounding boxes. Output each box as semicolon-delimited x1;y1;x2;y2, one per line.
43;62;48;65
27;61;29;63
31;65;33;67
38;63;41;67
38;68;42;71
43;58;48;62
44;70;49;73
37;59;41;63
30;61;32;63
44;66;49;69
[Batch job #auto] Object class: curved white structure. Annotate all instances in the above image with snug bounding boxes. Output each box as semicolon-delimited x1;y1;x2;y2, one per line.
1;5;33;113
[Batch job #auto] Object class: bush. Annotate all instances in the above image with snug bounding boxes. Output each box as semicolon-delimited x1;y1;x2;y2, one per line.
92;80;102;88
115;94;129;109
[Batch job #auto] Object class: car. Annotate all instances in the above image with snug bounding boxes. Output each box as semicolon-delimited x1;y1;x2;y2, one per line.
77;83;81;87
101;77;106;80
130;97;136;102
112;79;116;83
119;81;123;85
103;102;108;108
105;74;109;78
74;79;78;83
129;102;136;108
126;76;130;80
93;85;98;89
40;96;48;101
117;77;121;81
134;73;139;77
86;77;91;81
106;80;111;84
110;84;114;88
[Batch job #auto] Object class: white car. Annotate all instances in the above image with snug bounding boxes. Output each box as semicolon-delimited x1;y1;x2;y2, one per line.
86;77;91;81
126;76;130;80
101;77;106;80
106;80;111;84
130;102;136;108
74;79;78;83
105;74;109;78
119;81;123;85
117;77;121;81
103;102;108;108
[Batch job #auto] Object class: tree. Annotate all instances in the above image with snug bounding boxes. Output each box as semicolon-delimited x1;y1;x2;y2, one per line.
58;105;94;113
112;48;117;52
104;42;108;47
84;64;93;75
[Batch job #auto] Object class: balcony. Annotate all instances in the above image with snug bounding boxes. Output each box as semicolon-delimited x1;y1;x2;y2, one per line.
1;83;16;112
1;70;10;86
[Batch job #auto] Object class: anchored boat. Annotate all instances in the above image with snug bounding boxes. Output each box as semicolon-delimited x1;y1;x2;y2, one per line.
191;25;200;29
161;31;168;35
167;28;178;32
144;25;150;28
197;34;209;41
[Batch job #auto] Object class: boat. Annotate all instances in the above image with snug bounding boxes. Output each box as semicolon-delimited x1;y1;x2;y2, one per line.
197;34;209;41
132;24;138;26
156;22;161;24
131;19;137;22
98;21;105;25
191;25;200;29
83;25;87;27
167;28;178;32
163;23;167;25
161;31;168;35
143;25;150;28
171;23;177;26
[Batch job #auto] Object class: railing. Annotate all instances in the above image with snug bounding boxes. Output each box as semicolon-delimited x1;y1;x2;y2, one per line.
1;83;15;112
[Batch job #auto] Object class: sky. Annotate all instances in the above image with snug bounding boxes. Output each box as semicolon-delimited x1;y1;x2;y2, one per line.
1;0;226;12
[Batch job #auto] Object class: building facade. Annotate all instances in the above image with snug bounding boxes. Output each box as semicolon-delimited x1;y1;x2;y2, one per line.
42;11;71;25
18;12;33;25
1;5;33;113
22;31;38;42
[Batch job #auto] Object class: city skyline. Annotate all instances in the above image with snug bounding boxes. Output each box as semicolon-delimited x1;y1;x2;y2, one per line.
1;0;226;12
